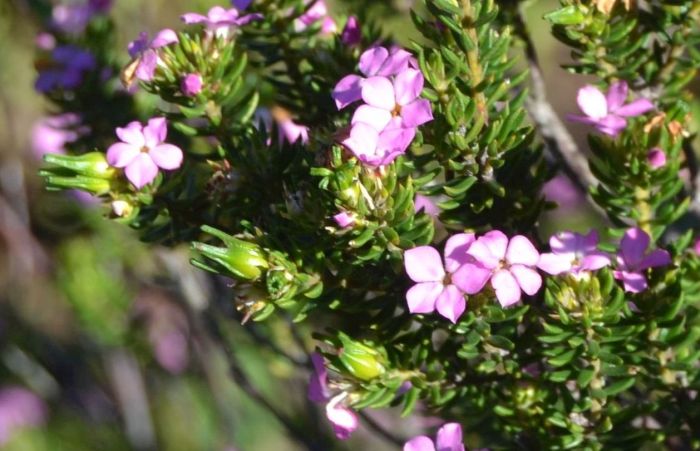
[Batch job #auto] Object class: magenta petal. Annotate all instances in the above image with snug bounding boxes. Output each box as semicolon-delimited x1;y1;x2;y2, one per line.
638;249;671;270
614;270;647;293
115;122;145;146
308;352;329;402
537;253;572;275
135;49;158;81
376;125;415;158
472;230;508;263
149;144;183;170
580;252;611;271
359;47;389;76
342;122;379;163
325;403;358;440
144;117;167;147
614;98;654;117
351;105;392;131
401;99;433;128
566;114;598;125
550;231;580;256
150;28;179;48
451;262;492;294
596;115;627;136
125;153;159;189
620;227;650;267
491;269;521;307
436;423;465;451
106;143;139;168
582;229;601;252
181;12;208;24
404;246;445;282
577;85;608;119
435;285;466;324
361;76;395;110
332;74;363;110
403;436;436;451
444;233;476;273
406;282;442;314
510;264;542;296
393;69;424;106
605;81;628;111
377;49;413;76
506;235;539;266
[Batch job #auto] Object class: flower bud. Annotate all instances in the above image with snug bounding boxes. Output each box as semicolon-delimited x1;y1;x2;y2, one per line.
181;73;203;96
43;152;115;179
647;147;666;169
192;226;268;280
40;174;111;195
111;200;134;218
337;333;385;381
340;16;360;47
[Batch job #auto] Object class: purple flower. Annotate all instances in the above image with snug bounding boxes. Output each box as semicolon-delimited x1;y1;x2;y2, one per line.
51;0;111;34
404;422;464;451
181;73;203;96
332;46;417;110
613;227;671;293
341;16;361;46
404;234;476;323
35;45;96;92
333;212;355;228
567;81;654;136
106;118;184;189
232;0;253;9
278;119;309;145
31;114;85;159
181;6;262;38
455;231;542;307
307;353;359;440
694;238;700;256
295;0;329;29
127;29;179;82
647;147;666;169
154;330;189;375
0;387;47;445
35;32;56;51
537;230;611;276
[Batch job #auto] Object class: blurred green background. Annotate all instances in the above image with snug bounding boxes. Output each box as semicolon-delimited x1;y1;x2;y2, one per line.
0;0;698;450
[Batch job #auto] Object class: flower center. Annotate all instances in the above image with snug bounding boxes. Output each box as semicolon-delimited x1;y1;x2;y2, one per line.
391;104;402;117
443;273;452;286
140;145;150;153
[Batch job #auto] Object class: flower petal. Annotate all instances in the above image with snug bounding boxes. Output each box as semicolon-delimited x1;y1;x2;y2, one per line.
614;270;647;293
377;48;414;76
406;282;442;314
506;235;539;266
620;227;649;268
510;265;542;296
404;246;445;282
595;115;628;136
444;233;476;273
115;121;145;147
150;28;179;48
549;231;580;256
638;249;671;270
181;12;208;24
435;285;466;324
106;142;139;168
605;81;628;111
582;229;601;252
436;422;465;451
580;252;611;271
308;352;329;402
401;99;434;128
577;85;608;119
342;122;379;163
125;153;159;189
359;47;389;76
451;262;492;294
376;124;415;160
332;74;363;110
614;98;654;117
325;402;358;440
403;436;436;451
149;144;183;170
352;105;392;131
491;269;521;307
537;253;572;275
393;68;424;106
361;76;395;110
143;117;167;147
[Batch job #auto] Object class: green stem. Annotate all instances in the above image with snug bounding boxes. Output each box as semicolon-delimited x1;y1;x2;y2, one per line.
459;0;489;124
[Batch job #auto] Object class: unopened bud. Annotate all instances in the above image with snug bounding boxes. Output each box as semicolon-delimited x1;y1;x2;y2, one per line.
44;152;115;179
338;333;385;381
192;226;268;280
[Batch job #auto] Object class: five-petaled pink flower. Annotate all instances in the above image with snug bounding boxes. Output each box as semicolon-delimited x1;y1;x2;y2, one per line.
107;118;184;189
181;6;262;38
307;353;359;440
613;227;671;293
455;231;542;307
404;234;476;323
537;230;611;276
404;422;464;451
567;81;654;136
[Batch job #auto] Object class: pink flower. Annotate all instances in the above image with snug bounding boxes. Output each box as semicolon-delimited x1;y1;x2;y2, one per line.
404;422;464;451
342;119;416;167
127;29;179;82
278;119;309;145
295;0;330;30
694;238;700;256
567;81;654;136
181;73;203;96
31;114;85;159
404;234;476;323
333;212;355;228
0;387;47;445
106;118;184;189
341;16;361;46
181;6;262;38
455;231;542;307
537;230;611;275
613;227;671;293
647;147;666;169
307;353;359;440
332;46;416;109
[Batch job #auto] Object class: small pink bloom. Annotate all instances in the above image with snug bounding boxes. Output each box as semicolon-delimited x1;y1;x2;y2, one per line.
455;231;542;307
278;119;309;145
325;394;359;440
613;227;671;293
341;16;361;46
308;352;330;403
404;422;464;451
333;212;355;228
404;234;475;323
694;238;700;256
0;387;47;445
567;81;654;136
35;32;56;51
181;6;262;38
647;147;666;169
295;0;329;29
106;117;184;189
128;29;179;82
320;16;338;35
31;114;84;159
537;230;611;275
181;73;203;96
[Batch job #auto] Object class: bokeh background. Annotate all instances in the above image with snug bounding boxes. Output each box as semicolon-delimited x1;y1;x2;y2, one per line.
0;0;698;450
